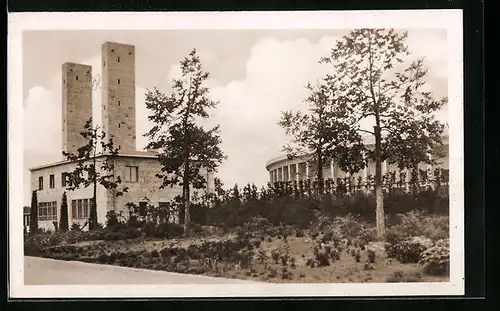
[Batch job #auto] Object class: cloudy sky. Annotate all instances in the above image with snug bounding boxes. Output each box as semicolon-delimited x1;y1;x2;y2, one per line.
22;29;448;205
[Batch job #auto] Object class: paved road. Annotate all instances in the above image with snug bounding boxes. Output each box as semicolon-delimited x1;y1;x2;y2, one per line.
24;256;260;285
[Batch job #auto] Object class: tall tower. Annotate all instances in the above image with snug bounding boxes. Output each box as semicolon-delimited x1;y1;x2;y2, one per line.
62;62;93;156
101;41;136;153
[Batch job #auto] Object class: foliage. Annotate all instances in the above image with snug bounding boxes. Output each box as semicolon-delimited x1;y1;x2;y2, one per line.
105;210;121;227
62;118;128;230
101;223;142;241
386;210;449;243
142;222;184;239
29;190;39;234
144;49;226;234
279;82;363;186
59;192;69;232
419;239;450;276
70;222;81;231
386;270;423;282
386;239;428;264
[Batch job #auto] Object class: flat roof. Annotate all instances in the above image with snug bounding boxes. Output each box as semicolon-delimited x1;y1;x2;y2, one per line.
29;151;159;172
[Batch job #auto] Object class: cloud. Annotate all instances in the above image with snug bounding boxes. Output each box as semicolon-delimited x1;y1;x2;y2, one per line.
206;36;340;188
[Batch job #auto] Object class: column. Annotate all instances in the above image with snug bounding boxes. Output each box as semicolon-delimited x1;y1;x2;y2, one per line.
330;160;334;179
281;167;285;181
305;162;310;180
296;163;299;182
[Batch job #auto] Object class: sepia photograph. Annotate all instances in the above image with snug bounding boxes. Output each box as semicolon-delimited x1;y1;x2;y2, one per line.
8;10;464;298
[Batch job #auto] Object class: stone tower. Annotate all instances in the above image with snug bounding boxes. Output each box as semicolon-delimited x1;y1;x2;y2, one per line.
101;41;136;153
62;62;93;157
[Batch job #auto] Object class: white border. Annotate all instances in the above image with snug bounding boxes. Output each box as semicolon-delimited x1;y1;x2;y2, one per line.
8;10;464;298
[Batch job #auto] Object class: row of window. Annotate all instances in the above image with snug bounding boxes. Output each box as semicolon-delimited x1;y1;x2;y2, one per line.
37;199;92;221
38;202;57;221
37;167;139;190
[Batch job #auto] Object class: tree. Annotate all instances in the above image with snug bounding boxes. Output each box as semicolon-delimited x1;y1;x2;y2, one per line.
144;49;226;235
59;192;69;232
279;82;364;193
29;190;38;234
62;118;129;230
320;28;447;239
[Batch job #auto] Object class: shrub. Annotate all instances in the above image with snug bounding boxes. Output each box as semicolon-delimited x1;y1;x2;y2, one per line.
156;223;184;238
103;224;141;241
281;268;293;280
106;210;121;227
59;192;69;232
71;222;81;231
387;211;449;242
295;229;305;238
386;270;423;283
367;249;376;263
315;251;330;267
386;239;427;264
419;239;450;276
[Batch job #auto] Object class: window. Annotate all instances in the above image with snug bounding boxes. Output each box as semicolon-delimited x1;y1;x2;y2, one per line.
71;198;91;219
76;76;79;81
111;49;115;52
118;100;121;106
118;123;121;128
83;199;89;219
117;79;120;84
125;166;139;182
49;174;55;188
38;201;57;221
117;56;120;62
78;199;83;219
38;176;43;190
71;200;76;219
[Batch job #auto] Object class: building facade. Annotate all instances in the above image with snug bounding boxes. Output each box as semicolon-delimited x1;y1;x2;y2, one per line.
266;135;449;184
29;41;214;231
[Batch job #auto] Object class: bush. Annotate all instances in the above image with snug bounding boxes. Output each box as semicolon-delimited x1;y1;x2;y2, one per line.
387;211;449;243
386;270;423;283
103;224;141;241
71;222;81;231
315;251;330;267
155;223;184;238
419;239;450;276
386;239;427;264
106;210;121;227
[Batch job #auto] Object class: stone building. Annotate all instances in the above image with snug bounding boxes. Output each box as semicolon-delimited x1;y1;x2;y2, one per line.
266;134;449;184
29;41;214;231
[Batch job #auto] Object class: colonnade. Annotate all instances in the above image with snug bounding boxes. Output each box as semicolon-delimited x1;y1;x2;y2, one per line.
269;159;391;183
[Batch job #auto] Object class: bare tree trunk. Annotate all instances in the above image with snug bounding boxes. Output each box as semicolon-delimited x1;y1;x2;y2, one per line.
374;125;385;240
317;148;324;195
